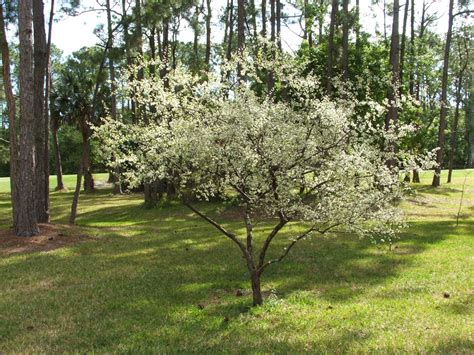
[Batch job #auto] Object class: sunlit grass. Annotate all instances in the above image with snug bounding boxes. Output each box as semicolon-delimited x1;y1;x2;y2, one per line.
0;169;472;352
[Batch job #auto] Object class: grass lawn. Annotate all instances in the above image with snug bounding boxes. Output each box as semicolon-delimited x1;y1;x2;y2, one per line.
0;169;473;352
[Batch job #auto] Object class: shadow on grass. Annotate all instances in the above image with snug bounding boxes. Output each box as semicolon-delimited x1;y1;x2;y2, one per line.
0;192;472;352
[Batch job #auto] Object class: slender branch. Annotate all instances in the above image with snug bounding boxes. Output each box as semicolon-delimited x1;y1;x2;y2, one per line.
0;138;9;144
453;9;473;18
257;223;340;274
183;200;248;254
257;213;289;269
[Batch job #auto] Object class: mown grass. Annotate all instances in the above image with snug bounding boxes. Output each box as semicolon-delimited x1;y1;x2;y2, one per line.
0;170;473;352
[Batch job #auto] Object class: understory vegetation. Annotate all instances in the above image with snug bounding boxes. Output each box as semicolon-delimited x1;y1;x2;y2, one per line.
0;170;472;352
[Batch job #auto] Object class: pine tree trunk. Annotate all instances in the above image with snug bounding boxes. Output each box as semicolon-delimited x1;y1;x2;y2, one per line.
432;0;454;187
341;0;349;81
261;0;267;37
399;0;409;90
17;0;39;236
326;0;338;95
0;4;20;227
205;0;211;68
33;0;49;223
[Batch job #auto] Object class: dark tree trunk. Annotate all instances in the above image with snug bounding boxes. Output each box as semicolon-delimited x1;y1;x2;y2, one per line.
386;0;400;130
326;0;338;95
51;116;64;191
250;271;263;306
33;0;49;223
399;0;409;91
44;0;54;192
205;0;211;68
341;0;349;80
466;87;473;168
432;0;454;187
249;0;258;39
69;156;83;225
80;119;95;193
193;7;199;71
237;0;245;50
17;0;39;236
276;0;281;50
409;0;415;96
385;0;400;168
0;4;19;227
261;0;267;37
412;170;420;183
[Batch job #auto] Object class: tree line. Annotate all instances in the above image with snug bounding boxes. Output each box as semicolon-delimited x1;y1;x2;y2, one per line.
0;0;472;236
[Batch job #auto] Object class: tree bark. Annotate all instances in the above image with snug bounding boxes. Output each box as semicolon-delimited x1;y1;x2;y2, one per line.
432;0;454;187
276;0;281;50
33;0;49;223
69;153;84;225
80;118;95;192
17;0;39;236
261;0;267;37
0;4;19;227
51;116;64;190
409;0;415;96
205;0;211;68
250;271;263;306
341;0;350;81
399;0;409;91
386;0;400;129
326;0;338;95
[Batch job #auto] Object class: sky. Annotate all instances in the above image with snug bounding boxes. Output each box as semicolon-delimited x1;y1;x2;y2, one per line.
45;0;452;57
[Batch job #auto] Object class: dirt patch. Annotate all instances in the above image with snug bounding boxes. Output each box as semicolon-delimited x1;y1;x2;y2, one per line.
0;224;89;256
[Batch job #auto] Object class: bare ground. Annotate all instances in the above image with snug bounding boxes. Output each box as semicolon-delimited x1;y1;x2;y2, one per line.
0;224;89;256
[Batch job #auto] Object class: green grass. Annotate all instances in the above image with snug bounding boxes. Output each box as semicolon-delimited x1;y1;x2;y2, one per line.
0;170;473;352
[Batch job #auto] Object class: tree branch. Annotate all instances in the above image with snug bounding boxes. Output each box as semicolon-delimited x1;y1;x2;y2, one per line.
0;138;9;144
183;200;247;254
453;10;473;18
257;223;340;274
257;212;289;269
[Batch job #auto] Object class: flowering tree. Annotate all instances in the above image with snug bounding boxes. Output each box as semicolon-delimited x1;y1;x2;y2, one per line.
96;53;434;306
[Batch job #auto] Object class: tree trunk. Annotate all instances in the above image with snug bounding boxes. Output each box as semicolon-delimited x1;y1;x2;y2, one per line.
276;0;281;50
51;116;64;190
432;0;454;187
80;119;95;192
17;0;39;236
33;0;49;223
69;155;84;225
399;0;409;91
466;87;473;168
341;0;349;81
412;170;420;183
237;0;245;51
326;0;338;95
205;0;211;68
409;0;415;96
386;1;400;129
250;271;263;306
261;0;267;37
0;4;19;227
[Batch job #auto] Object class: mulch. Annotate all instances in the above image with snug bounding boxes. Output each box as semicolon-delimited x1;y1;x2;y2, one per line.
0;224;89;256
